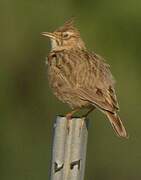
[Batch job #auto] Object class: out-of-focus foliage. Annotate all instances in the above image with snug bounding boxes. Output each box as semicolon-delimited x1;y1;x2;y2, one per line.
0;0;141;179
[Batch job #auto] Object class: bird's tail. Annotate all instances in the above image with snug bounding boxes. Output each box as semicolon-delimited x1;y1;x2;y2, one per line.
105;111;128;138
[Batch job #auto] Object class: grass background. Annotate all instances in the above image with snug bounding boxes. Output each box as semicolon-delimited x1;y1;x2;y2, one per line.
0;0;141;179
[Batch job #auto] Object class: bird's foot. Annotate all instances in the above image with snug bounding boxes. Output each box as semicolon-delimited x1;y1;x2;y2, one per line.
65;108;80;134
79;117;85;136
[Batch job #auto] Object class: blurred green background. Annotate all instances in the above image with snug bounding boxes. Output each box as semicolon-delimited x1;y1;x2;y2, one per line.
0;0;141;179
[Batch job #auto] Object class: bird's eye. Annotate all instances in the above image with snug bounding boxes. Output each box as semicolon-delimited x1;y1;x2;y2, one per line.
62;32;69;38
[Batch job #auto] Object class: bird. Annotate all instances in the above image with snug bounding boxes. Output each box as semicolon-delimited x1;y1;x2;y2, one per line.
42;19;127;138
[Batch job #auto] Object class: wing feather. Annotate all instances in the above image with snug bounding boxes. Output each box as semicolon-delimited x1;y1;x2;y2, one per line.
72;50;119;112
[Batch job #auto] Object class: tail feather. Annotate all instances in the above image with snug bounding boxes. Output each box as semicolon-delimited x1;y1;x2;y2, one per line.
105;111;128;138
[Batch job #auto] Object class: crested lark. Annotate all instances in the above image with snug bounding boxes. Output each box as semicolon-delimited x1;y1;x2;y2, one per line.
42;19;127;138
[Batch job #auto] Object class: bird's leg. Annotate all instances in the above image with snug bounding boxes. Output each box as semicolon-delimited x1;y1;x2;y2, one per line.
66;108;80;134
79;107;95;135
82;107;95;118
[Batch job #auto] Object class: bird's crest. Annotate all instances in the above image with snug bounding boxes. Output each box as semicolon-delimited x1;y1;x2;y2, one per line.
55;18;79;34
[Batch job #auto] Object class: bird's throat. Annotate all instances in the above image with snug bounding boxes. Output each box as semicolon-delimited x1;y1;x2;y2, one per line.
50;39;59;50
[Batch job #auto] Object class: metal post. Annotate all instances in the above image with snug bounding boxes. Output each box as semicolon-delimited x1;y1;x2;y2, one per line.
50;116;89;180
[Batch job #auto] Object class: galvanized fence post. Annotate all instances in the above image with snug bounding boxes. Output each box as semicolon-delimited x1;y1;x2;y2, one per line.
50;116;89;180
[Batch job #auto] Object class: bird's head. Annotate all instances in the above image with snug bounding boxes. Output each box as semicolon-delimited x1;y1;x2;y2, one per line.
42;19;86;51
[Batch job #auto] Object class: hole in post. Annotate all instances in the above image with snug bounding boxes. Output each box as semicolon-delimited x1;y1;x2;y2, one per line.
54;162;64;173
70;160;81;170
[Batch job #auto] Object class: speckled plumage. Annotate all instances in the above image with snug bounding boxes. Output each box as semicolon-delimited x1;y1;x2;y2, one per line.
42;19;127;138
48;49;117;110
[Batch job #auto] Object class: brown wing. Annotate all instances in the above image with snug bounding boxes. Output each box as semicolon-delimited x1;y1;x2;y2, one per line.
72;50;119;113
60;49;127;138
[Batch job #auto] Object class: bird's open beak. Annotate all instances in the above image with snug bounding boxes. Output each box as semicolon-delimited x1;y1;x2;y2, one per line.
41;32;56;39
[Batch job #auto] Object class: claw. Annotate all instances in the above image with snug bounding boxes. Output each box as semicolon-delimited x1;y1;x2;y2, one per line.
79;117;85;136
65;108;80;134
66;113;72;134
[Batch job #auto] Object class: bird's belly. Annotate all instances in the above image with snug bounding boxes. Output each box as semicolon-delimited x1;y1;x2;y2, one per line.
48;67;89;109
